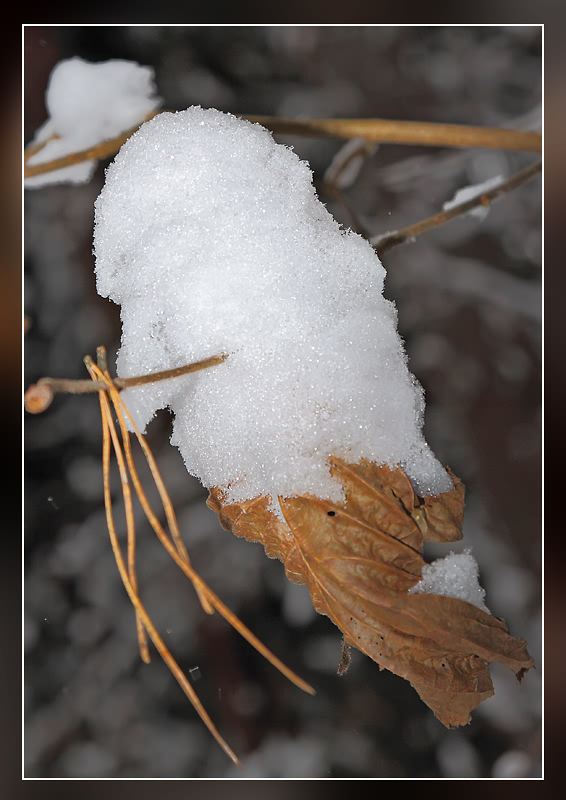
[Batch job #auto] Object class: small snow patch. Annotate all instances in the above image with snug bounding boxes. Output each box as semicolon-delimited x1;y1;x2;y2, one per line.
26;57;161;188
409;548;491;613
443;175;505;221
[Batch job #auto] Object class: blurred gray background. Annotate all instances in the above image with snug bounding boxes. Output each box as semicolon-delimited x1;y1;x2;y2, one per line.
24;25;541;779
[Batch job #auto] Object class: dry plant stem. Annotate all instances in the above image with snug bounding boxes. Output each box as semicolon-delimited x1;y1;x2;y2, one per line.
24;112;160;177
23;132;59;162
373;158;542;257
97;357;214;616
110;400;150;662
24;113;541;178
24;354;227;413
327;139;378;183
87;361;240;766
96;349;149;662
98;364;315;697
90;353;211;613
242;116;542;152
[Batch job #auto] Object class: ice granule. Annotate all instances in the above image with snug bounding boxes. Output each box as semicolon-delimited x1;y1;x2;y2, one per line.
409;548;491;613
25;57;161;188
94;106;452;504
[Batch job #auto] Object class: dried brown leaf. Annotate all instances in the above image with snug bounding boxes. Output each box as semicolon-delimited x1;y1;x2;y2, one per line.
413;467;465;543
207;458;534;728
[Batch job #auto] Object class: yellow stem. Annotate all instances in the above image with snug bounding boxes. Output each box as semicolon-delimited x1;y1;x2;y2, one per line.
99;363;150;663
90;362;240;766
242;115;542;152
24;112;541;179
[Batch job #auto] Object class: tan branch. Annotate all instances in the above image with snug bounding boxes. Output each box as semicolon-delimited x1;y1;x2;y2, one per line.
24;112;541;179
23;132;60;163
24;111;162;178
372;159;542;258
24;353;228;413
240;115;541;153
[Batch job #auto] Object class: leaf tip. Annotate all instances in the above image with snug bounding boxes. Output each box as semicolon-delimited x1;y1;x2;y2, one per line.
516;665;532;684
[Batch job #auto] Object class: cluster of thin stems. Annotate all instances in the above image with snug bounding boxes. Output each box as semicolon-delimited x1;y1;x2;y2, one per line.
81;347;314;766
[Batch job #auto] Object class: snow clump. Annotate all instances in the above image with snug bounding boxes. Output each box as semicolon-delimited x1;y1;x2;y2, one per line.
25;57;161;188
94;106;452;506
409;549;491;613
443;175;505;221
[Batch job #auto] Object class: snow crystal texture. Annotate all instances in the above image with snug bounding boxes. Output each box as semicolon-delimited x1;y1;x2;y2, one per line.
409;549;490;613
94;107;452;504
26;57;161;188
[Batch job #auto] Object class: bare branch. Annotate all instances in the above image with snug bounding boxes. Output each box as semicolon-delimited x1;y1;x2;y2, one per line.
23;133;59;163
241;115;541;153
24;112;541;179
372;159;542;258
24;353;228;413
24;112;162;178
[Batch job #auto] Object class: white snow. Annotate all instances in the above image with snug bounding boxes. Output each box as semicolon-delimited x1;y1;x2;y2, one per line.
25;57;161;188
408;549;491;613
93;106;452;505
442;175;505;221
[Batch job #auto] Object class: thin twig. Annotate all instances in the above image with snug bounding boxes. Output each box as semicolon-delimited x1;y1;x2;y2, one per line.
23;133;59;163
372;159;542;258
241;116;542;153
24;112;161;177
24;112;541;179
24;353;227;413
96;347;149;663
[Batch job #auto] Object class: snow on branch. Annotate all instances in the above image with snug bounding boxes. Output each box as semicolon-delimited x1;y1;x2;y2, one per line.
92;106;453;503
